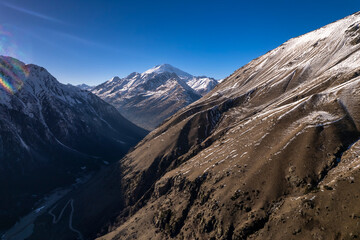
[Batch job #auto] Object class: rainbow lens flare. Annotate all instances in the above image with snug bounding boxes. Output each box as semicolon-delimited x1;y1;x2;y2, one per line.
0;25;29;95
0;76;14;94
0;59;28;94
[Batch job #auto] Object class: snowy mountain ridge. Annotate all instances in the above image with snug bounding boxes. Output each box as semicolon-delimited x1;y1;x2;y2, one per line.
92;64;218;129
143;64;194;81
94;64;218;96
0;59;98;127
142;64;219;95
187;76;218;95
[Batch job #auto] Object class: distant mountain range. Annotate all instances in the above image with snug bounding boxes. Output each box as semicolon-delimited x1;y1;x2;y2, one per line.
0;56;147;230
91;64;218;130
76;83;94;91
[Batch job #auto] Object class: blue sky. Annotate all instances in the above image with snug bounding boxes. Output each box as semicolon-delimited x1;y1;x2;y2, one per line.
0;0;358;85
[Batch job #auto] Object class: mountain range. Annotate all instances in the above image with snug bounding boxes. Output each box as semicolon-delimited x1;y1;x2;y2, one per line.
91;64;218;130
0;56;147;232
21;11;360;240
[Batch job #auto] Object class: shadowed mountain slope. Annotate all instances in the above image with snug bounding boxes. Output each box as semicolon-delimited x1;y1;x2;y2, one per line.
0;56;147;231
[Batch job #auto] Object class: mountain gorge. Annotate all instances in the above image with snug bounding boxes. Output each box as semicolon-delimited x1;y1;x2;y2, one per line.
25;11;360;240
92;64;218;130
0;56;147;232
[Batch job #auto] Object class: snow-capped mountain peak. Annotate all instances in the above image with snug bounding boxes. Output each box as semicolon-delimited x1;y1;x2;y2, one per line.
142;64;193;80
109;76;121;82
140;64;219;95
91;64;219;129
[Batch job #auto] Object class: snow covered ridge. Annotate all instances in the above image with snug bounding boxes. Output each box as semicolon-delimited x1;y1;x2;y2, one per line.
91;64;220;130
0;55;146;143
0;57;142;152
142;64;219;95
93;64;219;97
0;56;91;108
143;64;194;81
213;11;360;99
187;76;218;96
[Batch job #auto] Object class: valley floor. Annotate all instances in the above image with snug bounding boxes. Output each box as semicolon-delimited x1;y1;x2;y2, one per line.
1;174;91;240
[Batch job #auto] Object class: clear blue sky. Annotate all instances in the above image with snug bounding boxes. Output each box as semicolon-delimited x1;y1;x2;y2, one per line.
0;0;358;85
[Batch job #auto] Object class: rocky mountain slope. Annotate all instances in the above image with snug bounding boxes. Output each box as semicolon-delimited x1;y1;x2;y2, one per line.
92;64;218;130
0;56;147;231
30;12;360;240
